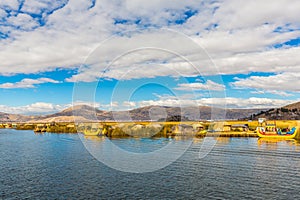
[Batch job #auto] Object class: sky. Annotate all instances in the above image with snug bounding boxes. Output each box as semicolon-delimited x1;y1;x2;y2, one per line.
0;0;300;115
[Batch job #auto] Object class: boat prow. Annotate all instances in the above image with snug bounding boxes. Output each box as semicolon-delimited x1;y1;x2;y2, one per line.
83;129;101;136
82;123;103;136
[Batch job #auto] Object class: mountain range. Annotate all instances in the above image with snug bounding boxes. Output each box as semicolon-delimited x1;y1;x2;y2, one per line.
249;101;300;120
1;101;300;122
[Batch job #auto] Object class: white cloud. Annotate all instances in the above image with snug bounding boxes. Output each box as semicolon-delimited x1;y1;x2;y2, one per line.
0;102;68;115
232;73;300;93
0;8;7;19
0;0;299;80
123;101;136;107
64;29;219;82
64;43;300;82
196;26;300;54
251;90;292;97
98;101;119;110
136;97;297;109
0;0;20;10
72;101;100;108
0;0;111;75
96;101;137;111
6;13;39;31
175;80;225;91
20;0;63;14
0;77;60;89
0;0;299;108
199;97;296;109
212;47;300;75
0;97;297;115
213;0;300;30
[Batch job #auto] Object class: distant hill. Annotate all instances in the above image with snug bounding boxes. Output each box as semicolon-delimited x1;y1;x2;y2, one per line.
0;104;266;122
249;101;300;120
0;112;34;122
45;105;104;119
2;101;299;122
284;101;300;110
124;106;263;121
33;105;111;122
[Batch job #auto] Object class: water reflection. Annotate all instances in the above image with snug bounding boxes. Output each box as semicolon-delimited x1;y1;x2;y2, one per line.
215;137;231;144
192;137;203;144
3;130;300;199
257;138;300;150
84;135;106;141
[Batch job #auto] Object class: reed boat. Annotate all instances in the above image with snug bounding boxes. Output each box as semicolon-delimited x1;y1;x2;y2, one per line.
198;130;207;134
34;124;47;133
83;124;102;136
255;118;298;139
83;129;101;136
257;126;298;139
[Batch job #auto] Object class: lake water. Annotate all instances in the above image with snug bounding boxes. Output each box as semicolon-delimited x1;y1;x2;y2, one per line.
1;129;300;199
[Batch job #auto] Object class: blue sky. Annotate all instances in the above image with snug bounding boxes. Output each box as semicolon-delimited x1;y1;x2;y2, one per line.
0;0;300;114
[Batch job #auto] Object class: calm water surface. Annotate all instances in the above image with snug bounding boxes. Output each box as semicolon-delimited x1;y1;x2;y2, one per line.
1;129;300;199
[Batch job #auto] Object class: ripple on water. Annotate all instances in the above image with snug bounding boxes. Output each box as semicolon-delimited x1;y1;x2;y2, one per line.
1;130;300;199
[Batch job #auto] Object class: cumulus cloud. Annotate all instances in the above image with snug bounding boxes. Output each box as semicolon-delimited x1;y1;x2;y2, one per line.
0;0;299;81
114;92;296;109
65;30;214;82
98;101;119;110
1;0;300;109
196;26;300;54
212;47;300;75
199;97;296;109
20;0;68;14
6;13;39;31
122;101;136;107
251;90;292;97
213;0;300;30
0;102;68;115
232;73;300;94
0;0;19;11
175;80;225;91
72;101;100;108
136;97;297;109
0;78;60;89
0;97;297;115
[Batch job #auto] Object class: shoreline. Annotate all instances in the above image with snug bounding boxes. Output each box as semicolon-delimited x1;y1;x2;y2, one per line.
1;120;298;138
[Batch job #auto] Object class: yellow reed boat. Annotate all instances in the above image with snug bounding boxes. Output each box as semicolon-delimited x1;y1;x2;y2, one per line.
83;123;102;136
257;126;298;139
34;124;47;133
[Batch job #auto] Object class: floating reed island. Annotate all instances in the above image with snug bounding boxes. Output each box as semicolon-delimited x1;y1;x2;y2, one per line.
1;120;299;138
